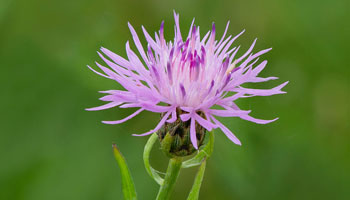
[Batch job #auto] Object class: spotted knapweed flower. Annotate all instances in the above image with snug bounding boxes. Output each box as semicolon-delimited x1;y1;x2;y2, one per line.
87;12;288;149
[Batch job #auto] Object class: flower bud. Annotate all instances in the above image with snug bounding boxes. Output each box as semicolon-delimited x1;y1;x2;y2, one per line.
158;109;206;157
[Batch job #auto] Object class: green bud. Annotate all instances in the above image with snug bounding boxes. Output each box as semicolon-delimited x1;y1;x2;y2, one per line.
158;109;207;157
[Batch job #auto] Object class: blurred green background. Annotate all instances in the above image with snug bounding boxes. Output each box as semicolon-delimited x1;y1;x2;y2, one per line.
1;0;349;199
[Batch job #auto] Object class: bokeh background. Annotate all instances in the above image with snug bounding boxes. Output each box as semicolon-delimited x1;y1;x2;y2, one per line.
1;0;349;199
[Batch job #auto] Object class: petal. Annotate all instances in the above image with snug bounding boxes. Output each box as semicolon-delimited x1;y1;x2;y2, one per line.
220;92;245;103
208;108;251;117
190;117;198;149
211;116;241;145
193;113;217;131
128;22;149;65
239;115;278;124
215;21;230;50
240;48;272;68
248;76;278;83
166;109;177;123
133;111;172;136
142;26;161;53
87;65;111;79
231;81;289;96
86;101;121;111
98;52;131;77
119;103;140;108
141;103;173;113
235;38;256;63
180;112;192;121
173;11;182;42
100;47;132;69
102;108;144;124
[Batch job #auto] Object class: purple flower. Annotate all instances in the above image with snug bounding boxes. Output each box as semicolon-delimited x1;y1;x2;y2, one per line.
87;12;288;149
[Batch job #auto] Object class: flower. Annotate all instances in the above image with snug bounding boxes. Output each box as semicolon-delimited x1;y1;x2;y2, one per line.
87;11;288;149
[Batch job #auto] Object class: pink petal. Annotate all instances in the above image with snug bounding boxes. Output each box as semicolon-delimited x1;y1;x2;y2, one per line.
100;47;132;69
235;38;257;63
248;76;278;83
141;103;173;113
128;22;150;65
102;108;144;124
142;26;161;53
98;52;127;75
232;81;289;96
86;101;121;111
133;111;171;136
190;117;198;149
216;21;230;50
193;113;217;131
180;112;191;121
239;115;278;124
173;11;182;42
211;116;241;145
166;109;177;123
87;65;111;79
208;108;251;117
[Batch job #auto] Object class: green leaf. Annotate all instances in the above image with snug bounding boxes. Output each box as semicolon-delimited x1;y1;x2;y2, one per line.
187;160;207;200
143;133;164;185
182;131;214;168
112;144;137;200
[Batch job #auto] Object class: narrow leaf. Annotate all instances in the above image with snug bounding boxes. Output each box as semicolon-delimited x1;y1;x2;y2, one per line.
182;131;214;168
187;160;207;200
143;133;164;185
113;144;137;200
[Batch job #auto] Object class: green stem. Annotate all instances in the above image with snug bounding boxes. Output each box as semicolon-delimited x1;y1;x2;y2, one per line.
156;157;183;200
187;160;206;200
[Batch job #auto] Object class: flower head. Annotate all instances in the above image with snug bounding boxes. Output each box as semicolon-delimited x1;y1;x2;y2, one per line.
87;12;288;149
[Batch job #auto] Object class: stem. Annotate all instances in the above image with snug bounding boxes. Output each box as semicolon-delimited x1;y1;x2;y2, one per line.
186;160;206;200
156;157;183;200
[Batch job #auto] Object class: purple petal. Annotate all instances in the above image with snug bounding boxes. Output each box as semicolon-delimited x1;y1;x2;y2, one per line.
239;115;278;124
102;108;144;124
180;112;191;121
235;38;257;63
209;108;251;117
190;117;198;149
166;109;177;123
128;22;150;65
216;21;230;49
232;81;289;96
140;103;173;113
86;101;121;111
211;116;241;145
173;11;182;42
193;113;217;130
87;65;111;79
100;47;131;69
142;26;161;53
133;111;172;136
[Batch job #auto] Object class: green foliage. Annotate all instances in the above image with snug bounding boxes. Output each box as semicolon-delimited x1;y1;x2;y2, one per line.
112;144;137;200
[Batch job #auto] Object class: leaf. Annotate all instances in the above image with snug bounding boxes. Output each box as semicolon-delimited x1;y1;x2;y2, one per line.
182;131;214;168
143;133;164;185
186;160;207;200
113;144;137;200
